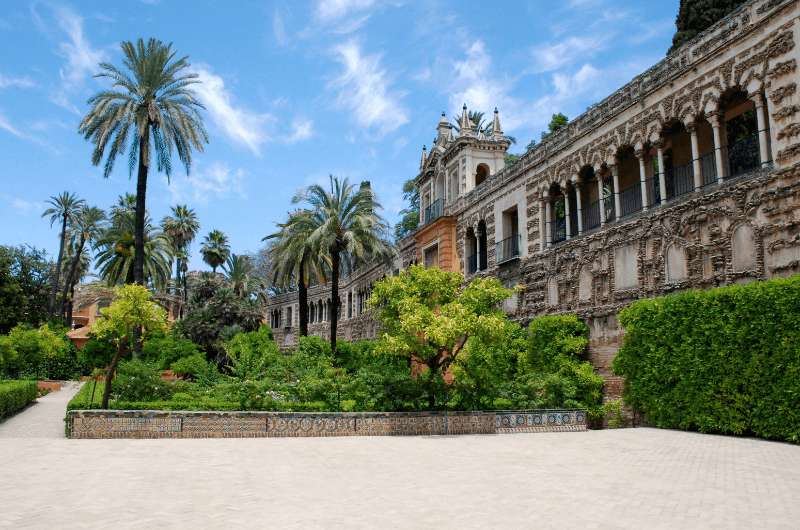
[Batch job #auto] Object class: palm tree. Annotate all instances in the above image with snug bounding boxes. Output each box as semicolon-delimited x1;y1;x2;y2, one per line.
223;254;262;298
79;38;208;287
161;204;200;315
451;109;516;143
60;206;107;321
264;210;327;337
200;230;230;273
296;177;393;354
42;192;85;317
95;203;173;289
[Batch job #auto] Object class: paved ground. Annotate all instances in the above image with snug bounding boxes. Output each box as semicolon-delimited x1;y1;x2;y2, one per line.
1;386;799;529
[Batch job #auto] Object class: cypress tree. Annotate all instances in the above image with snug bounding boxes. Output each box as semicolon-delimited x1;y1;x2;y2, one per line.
669;0;748;52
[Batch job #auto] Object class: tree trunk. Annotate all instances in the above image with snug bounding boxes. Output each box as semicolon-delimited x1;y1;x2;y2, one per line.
298;258;308;337
329;247;340;355
66;283;75;328
101;341;128;409
182;266;188;318
60;235;85;320
133;131;149;287
48;215;68;318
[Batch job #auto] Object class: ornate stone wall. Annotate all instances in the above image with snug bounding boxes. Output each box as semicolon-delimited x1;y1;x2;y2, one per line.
66;409;586;439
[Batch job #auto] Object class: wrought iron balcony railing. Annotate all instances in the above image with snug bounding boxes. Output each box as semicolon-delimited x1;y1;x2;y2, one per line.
583;199;601;231
667;163;694;200
726;132;760;178
496;234;521;264
423;198;443;225
619;181;642;217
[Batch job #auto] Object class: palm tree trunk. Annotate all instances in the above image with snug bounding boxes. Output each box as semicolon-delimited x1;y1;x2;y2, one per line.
298;259;308;337
329;247;340;355
48;215;68;318
60;236;85;320
133;132;149;286
66;283;76;328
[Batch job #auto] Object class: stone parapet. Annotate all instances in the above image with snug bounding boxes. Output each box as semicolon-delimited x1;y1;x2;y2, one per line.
66;409;587;439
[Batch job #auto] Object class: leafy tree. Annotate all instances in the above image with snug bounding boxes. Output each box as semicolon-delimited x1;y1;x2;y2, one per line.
540;113;569;140
161;204;200;314
223;253;262;298
264;210;327;336
370;265;511;407
670;0;747;52
200;229;230;273
296;176;393;354
79;38;208;287
0;245;52;333
41;192;85;317
60;206;106;323
394;179;420;241
92;284;168;408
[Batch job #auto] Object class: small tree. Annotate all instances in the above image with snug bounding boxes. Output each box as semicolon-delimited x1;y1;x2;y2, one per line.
370;265;511;408
92;284;167;408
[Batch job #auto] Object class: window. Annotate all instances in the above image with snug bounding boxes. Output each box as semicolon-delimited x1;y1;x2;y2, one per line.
424;244;439;268
475;163;490;187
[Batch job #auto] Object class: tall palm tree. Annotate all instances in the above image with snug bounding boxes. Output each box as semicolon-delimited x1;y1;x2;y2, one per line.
95;203;173;289
42;192;85;317
223;253;262;298
79;38;208;287
296;177;393;354
60;206;107;321
161;204;200;314
264;210;327;337
200;229;230;273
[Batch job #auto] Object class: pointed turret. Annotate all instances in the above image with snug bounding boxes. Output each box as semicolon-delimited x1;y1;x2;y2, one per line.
419;145;427;171
436;111;451;145
459;103;474;136
491;107;504;139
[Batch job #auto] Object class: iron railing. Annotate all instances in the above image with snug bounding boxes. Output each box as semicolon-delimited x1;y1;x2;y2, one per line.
700;151;717;187
551;218;567;244
496;234;521;264
726;132;760;178
666;163;694;199
583;199;601;231
619;182;642;217
467;253;478;274
423;198;443;225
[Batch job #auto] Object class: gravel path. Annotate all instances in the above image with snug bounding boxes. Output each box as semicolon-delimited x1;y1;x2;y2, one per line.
0;387;798;529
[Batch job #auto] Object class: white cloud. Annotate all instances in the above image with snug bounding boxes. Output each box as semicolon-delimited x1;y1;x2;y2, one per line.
286;117;314;143
11;197;43;213
530;36;607;73
0;112;26;138
273;9;289;46
553;63;601;98
53;6;106;90
0;73;36;89
167;162;246;205
315;0;375;22
191;65;275;156
330;40;408;136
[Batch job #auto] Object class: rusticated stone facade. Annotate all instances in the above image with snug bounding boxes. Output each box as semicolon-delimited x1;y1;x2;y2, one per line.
66;409;587;439
266;0;800;392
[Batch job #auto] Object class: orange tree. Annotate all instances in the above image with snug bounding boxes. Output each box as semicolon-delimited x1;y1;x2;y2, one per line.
369;265;511;408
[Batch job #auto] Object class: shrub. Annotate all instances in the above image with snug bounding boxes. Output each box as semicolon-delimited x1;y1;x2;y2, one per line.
170;354;218;384
0;380;37;419
77;337;115;372
112;360;173;402
142;333;203;370
1;324;78;380
613;275;800;443
224;326;281;381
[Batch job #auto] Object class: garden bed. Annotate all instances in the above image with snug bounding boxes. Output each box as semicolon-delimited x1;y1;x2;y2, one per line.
0;380;38;420
66;408;587;439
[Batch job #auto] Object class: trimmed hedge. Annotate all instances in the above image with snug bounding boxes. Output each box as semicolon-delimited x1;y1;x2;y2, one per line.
613;275;800;443
0;380;37;419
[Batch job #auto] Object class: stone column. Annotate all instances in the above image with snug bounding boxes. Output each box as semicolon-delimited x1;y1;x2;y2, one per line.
474;222;483;264
751;92;771;167
611;164;621;221
688;122;702;191
544;198;553;248
597;176;606;226
708;112;726;183
538;199;546;252
574;179;584;235
564;190;572;240
636;149;649;211
656;143;668;205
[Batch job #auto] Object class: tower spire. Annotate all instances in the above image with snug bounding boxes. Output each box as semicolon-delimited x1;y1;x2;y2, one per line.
460;103;473;135
419;145;427;171
491;107;504;139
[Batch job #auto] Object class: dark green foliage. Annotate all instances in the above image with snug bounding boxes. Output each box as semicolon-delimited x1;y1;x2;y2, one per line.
141;333;203;370
0;246;52;333
394;178;420;241
0;380;38;419
112;360;173;401
170;354;218;383
670;0;747;52
77;337;116;372
0;324;79;380
613;275;800;443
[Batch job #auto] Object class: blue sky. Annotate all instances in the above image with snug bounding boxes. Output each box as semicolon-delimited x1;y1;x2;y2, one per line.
0;0;678;271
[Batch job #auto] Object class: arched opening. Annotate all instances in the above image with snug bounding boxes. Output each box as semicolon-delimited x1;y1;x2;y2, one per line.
694;114;718;187
662;120;694;200
466;227;478;274
477;220;488;271
475;163;490;187
549;183;567;244
720;88;762;177
448;169;459;203
616;146;642;217
579;166;601;231
566;181;578;238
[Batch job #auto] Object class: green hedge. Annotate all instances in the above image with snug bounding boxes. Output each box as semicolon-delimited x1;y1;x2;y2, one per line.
0;380;37;419
613;275;800;443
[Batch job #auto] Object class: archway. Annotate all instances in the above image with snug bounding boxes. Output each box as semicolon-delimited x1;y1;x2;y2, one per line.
475;164;490;187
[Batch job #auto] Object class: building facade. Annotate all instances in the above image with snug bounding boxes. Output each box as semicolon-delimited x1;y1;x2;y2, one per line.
267;0;800;392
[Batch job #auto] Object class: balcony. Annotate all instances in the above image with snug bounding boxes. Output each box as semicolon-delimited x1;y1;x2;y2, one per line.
726;132;760;178
666;163;694;200
583;199;601;231
619;181;642;218
423;198;444;225
551;217;567;244
496;234;521;264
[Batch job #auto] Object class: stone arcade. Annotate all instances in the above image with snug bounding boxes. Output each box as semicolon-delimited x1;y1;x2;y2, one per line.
267;0;800;395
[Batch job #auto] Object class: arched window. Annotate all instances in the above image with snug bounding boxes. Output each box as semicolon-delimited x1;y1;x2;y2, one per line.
466;227;478;274
720;88;761;177
477;220;488;271
475;164;490;187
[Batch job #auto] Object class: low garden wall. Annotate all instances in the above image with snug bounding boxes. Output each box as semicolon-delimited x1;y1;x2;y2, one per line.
66;409;587;439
